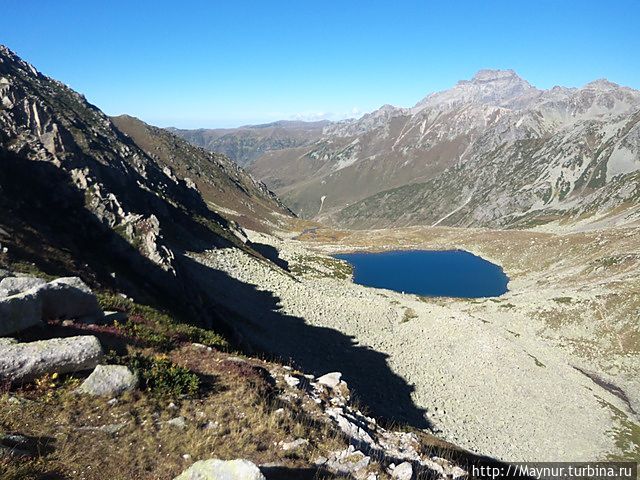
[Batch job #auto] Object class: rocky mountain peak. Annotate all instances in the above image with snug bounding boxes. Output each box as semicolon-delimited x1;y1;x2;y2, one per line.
0;45;39;77
415;68;538;111
583;78;620;90
470;68;521;83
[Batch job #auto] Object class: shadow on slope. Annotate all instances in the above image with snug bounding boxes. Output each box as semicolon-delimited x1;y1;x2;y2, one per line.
181;256;430;429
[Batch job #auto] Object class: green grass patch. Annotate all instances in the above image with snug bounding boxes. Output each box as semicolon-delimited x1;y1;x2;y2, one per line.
290;255;352;280
401;308;418;323
553;297;573;305
98;292;228;351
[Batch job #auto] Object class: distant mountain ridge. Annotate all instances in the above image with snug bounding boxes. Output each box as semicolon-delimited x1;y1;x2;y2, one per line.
232;69;640;230
168;120;328;167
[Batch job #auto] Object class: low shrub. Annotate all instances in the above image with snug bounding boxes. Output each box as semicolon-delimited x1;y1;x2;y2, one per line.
126;353;200;397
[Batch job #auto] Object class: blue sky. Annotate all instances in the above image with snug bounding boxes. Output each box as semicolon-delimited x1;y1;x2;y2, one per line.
2;0;639;128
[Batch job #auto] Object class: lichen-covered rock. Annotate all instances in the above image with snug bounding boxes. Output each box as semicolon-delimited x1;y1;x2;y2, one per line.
76;365;138;396
37;277;102;320
173;458;265;480
0;289;42;335
0;335;104;383
0;276;46;297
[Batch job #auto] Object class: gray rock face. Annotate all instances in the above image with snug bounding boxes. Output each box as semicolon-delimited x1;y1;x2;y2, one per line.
38;277;102;320
173;458;265;480
0;289;43;336
0;335;104;383
0;276;46;297
76;365;138;396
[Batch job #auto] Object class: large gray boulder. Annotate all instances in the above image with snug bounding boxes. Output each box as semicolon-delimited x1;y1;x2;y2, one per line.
0;289;43;336
38;277;102;320
174;459;265;480
0;276;46;297
76;365;138;397
0;335;104;383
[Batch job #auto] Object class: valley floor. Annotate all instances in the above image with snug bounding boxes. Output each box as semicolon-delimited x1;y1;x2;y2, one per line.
189;224;640;462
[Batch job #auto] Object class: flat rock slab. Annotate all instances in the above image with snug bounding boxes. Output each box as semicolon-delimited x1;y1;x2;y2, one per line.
0;335;104;383
174;459;265;480
76;365;138;397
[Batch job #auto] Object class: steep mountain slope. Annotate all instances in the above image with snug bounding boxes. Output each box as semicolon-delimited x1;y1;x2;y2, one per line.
245;70;640;228
0;44;287;328
112;115;293;232
168;120;327;167
333;110;640;229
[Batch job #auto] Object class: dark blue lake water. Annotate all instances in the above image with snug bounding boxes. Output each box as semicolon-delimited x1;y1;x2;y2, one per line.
334;250;509;298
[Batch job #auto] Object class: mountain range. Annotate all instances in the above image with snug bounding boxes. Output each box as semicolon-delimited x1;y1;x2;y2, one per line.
173;69;640;231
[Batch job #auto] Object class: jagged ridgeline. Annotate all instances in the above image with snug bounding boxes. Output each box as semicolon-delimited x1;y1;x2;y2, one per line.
189;69;640;230
0;45;293;326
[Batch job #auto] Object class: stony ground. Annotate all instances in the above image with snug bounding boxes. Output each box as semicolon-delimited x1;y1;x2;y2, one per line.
188;224;640;462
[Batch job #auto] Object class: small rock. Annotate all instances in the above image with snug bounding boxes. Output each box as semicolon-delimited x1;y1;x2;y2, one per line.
166;417;187;429
102;311;128;323
173;458;265;480
284;374;300;388
203;420;219;430
280;438;309;451
391;462;413;480
317;372;342;389
76;365;138;397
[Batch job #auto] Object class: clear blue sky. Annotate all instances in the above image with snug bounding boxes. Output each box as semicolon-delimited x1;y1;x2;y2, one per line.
2;0;639;128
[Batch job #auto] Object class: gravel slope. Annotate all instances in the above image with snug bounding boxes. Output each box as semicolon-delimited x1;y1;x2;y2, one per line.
188;227;638;462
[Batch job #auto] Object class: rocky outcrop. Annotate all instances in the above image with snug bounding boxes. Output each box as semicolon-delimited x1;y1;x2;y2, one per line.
0;336;104;383
173;458;265;480
275;367;466;479
76;365;138;397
